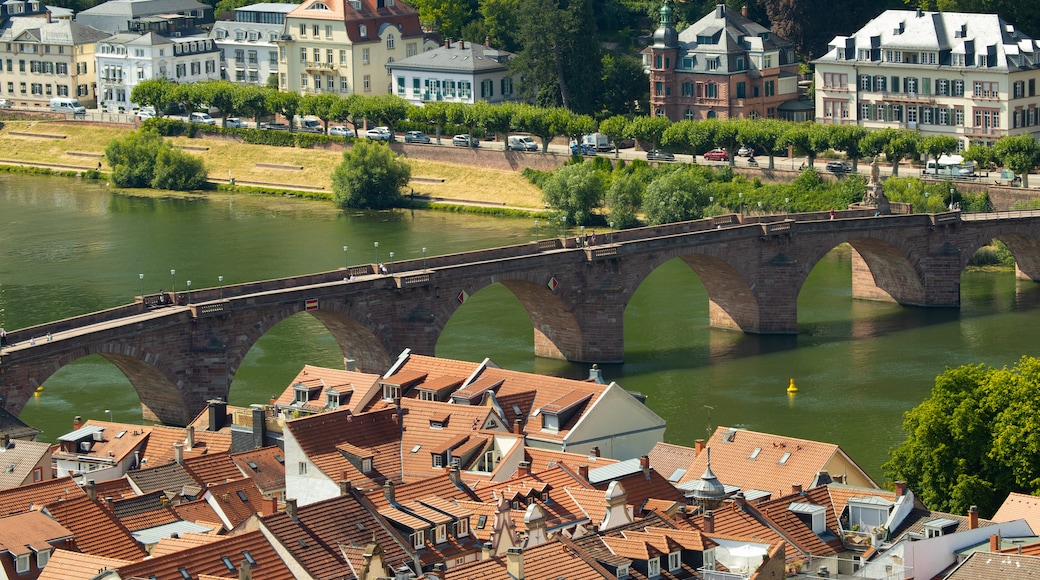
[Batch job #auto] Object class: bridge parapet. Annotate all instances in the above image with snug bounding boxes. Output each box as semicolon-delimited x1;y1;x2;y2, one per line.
932;212;962;226
190;301;230;318
761;220;793;236
396;272;435;289
585;245;621;261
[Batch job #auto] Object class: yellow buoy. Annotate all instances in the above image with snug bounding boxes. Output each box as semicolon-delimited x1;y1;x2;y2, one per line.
787;378;798;393
35;386;44;393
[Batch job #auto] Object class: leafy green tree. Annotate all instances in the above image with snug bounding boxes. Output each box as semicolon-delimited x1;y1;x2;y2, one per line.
200;81;237;126
920;135;960;175
479;0;522;52
715;119;741;166
605;172;642;228
418;101;451;144
742;118;789;170
541;162;604;225
961;143;999;170
828;125;869;171
626;115;671;152
105;128;165;188
882;129;919;177
859;127;894;164
266;74;279;89
993;134;1040;188
783;122;830;168
151;147;208;191
565;113;597;152
661;120;699;156
270;91;302;132
642;168;707;225
300;93;340;133
485;103;518;149
366;94;411;141
331;93;368;136
883;356;1040;517
130;78;175;115
234;85;271;126
599;53;648;116
171;83;205;116
599;115;628;158
330;140;411;209
513;104;552;152
409;0;472;39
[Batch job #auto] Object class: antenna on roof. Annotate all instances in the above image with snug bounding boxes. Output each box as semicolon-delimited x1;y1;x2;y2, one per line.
703;405;714;437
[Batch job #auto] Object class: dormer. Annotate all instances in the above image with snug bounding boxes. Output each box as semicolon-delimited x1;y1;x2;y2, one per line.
450;377;504;405
923;517;959;538
893;21;905;35
326;389;340;409
379;371;427;401
337;441;374;474
415;376;463;402
847;496;894;532
538;392;592;433
292;382;319;405
789;502;827;534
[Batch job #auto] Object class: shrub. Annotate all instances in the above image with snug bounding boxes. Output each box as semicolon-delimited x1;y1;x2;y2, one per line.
541;163;605;225
242;129;295;147
331;140;411;209
151;147;208;191
294;132;333;149
105;127;207;191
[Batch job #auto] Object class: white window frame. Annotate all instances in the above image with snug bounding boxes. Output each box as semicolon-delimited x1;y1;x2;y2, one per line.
36;549;51;568
412;530;425;549
436;524;447;543
648;557;661;577
16;554;30;574
668;551;680;571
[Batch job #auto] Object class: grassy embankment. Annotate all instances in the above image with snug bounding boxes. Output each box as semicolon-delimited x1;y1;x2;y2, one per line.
0;120;545;210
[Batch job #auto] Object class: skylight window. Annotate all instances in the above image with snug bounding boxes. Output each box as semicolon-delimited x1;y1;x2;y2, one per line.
274;454;284;464
242;551;256;566
411;444;421;453
236;490;249;502
116;430;127;439
221;557;235;572
779;452;791;465
178;568;191;580
247;461;259;471
749;447;761;460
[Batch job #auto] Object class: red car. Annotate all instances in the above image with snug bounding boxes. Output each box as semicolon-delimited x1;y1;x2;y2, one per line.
704;148;729;161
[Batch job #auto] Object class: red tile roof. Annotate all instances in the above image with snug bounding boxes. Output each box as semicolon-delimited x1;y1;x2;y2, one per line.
44;496;148;560
524;448;617;473
273;365;378;415
993;492;1040;533
142;426;232;467
36;550;130;580
204;479;267;529
0;476;85;516
116;530;294;580
445;537;613;580
285;406;402;491
647;442;700;482
173;499;225;529
229;447;286;495
0;511;73;554
183;454;246;488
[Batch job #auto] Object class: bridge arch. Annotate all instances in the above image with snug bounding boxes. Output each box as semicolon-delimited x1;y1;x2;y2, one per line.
971;229;1040;281
2;345;189;426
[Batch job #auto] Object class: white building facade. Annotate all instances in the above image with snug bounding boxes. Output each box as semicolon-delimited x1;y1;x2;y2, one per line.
814;9;1040;148
95;31;219;111
388;39;520;106
211;3;293;86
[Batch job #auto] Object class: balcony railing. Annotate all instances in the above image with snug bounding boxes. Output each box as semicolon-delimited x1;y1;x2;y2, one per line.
304;61;337;71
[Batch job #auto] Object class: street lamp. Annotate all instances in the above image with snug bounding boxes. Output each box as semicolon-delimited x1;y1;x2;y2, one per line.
422;247;427;271
139;273;144;302
389;251;395;275
534;219;539;242
105;409;113;422
186;280;191;304
758;201;763;214
561;216;567;238
580;225;585;246
609;221;614;244
218;276;224;300
949;187;956;210
343;245;349;269
374;241;379;265
738;192;744;215
170;269;176;299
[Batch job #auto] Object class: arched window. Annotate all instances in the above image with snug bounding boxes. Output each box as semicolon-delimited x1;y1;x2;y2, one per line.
707;111;716;119
307;1;330;8
749;110;760;119
359;24;367;37
386;34;395;49
655;55;662;69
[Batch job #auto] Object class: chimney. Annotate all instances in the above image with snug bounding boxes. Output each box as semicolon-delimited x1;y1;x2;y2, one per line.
834;474;844;484
459;40;465;50
449;466;461;486
484;36;490;47
45;9;51;22
640;455;650;479
969;505;979;530
517;461;531;477
715;3;725;18
513;418;523;435
173;442;184;465
85;480;97;502
73;416;83;430
792;483;803;494
734;492;746;510
895;481;907;496
695;439;705;454
505;547;524;580
208;400;227;431
339;480;352;496
383;480;396;503
263;496;278;515
591;447;600;458
578;464;589;480
741;5;747;17
430;563;445;580
344;358;356;371
1;434;9;449
703;510;714;533
481;541;493;559
990;533;1000;552
251;407;266;449
238;560;252;580
285;498;298;519
185;425;195;449
588;364;604;384
445;38;451;48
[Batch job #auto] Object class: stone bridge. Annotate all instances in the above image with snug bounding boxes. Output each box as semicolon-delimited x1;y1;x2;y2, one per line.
2;209;1039;425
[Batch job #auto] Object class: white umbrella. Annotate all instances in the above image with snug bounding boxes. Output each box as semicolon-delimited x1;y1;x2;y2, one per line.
729;544;768;572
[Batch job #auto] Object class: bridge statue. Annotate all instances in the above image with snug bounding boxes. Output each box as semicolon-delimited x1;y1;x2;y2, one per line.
862;156;891;214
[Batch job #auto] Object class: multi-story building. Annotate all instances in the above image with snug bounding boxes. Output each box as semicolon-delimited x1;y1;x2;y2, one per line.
647;2;803;121
277;0;436;97
814;9;1040;148
388;38;520;106
95;30;220;111
75;0;213;35
0;12;109;108
210;3;294;86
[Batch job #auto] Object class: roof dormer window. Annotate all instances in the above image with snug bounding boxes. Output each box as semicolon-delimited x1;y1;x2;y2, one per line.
308;1;330;9
668;551;681;571
359;24;367;37
326;390;339;409
541;412;559;432
648;556;661;578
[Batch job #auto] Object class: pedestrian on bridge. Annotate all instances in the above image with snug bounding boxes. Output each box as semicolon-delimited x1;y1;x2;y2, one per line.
0;328;7;347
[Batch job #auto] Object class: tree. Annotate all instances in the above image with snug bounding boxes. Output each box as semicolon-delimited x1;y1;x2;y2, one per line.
541;162;604;225
235;85;271;126
408;0;472;39
200;81;237;126
171;83;205;117
599;53;648;116
742;118;788;170
993;134;1040;188
565;113;597;152
605;172;642;229
130;78;175;115
859;127;894;164
366;94;410;141
642;168;707;225
330;140;411;209
270;91;301;132
485;103;518;149
105;128;165;188
882;129;919;177
480;0;522;53
920;135;960;175
783;122;830;168
962;143;999;170
626;116;671;152
828;125;869;171
266;74;279;90
714;119;741;166
331;93;368;136
300;93;341;133
151;147;208;191
598;115;628;158
883;356;1040;518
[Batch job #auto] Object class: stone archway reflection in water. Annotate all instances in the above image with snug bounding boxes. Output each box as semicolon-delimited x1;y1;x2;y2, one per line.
2;175;1039;480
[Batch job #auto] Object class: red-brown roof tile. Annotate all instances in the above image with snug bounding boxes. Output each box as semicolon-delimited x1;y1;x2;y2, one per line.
142;426;232;467
285;406;401;491
45;496;148;560
0;476;85;516
116;530;294;580
182;454;246;489
445;537;613;580
229;447;286;496
204;479;266;529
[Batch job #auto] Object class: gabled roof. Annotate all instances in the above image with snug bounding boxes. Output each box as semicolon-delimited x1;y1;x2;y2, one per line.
36;549;130;580
76;0;209;18
687;500;804;562
116;529;294;580
647;442;698;484
367;471;479;512
127;461;202;499
285;0;425;43
524;447;617;474
566;512;712;578
204;479;267;529
993;492;1040;534
0;17;110;46
0;510;73;554
0;439;51;490
943;550;1040;579
676;427;877;500
444;536;613;580
45;495;148;560
229;447;286;494
675;3;792;54
142;426;232;467
183;453;248;488
400;398;502;482
273;365;377;415
589;459;685;513
172;498;225;529
260;491;413;579
150;532;224;558
0;406;41;440
105;490;181;532
390;41;514;74
285;405;402;490
893;507;995;540
0;476;85;517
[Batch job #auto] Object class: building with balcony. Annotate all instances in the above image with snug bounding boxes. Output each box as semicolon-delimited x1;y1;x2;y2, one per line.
647;2;803;122
388;38;520;106
95;30;219;111
210;3;294;86
276;0;437;97
0;12;109;108
813;9;1040;148
75;0;213;34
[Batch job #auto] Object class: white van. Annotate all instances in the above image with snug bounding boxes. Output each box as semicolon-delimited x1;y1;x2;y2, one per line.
508;135;538;151
50;97;86;115
582;133;611;152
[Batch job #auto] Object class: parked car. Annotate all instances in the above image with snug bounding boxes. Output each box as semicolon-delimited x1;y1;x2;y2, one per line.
704;148;729;161
297;118;323;133
0;98;11;109
136;107;155;120
452;134;479;147
646;149;676;162
189;112;216;125
570;140;594;155
366;126;393;141
738;146;754;157
329;125;355;137
224;117;246;128
508;135;538;151
826;160;853;173
261;122;290;131
405;131;431;144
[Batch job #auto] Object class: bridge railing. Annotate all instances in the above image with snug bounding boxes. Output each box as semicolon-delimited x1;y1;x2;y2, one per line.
3;302;154;347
